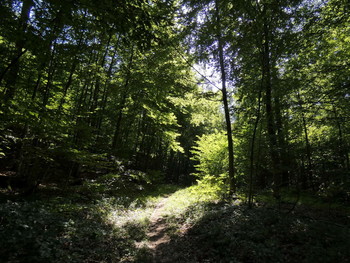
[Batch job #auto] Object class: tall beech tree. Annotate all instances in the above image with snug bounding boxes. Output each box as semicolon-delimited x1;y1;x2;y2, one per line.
214;0;236;194
181;0;238;195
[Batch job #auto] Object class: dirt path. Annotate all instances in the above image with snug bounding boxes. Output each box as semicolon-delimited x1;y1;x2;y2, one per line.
143;196;172;262
148;198;170;243
135;196;191;262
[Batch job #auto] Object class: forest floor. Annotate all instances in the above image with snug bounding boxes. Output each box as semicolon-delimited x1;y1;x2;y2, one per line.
0;174;350;263
134;196;172;262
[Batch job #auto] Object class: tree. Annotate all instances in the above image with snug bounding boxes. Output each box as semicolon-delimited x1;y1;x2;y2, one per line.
181;0;237;194
0;0;204;187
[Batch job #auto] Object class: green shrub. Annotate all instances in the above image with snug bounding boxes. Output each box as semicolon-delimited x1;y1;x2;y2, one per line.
191;131;228;178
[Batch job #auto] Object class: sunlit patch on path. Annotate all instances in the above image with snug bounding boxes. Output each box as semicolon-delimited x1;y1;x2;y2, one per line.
136;196;172;262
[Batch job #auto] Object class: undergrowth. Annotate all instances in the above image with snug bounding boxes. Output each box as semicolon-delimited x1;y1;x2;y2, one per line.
150;182;350;263
1;175;349;263
0;173;179;263
158;180;225;237
255;188;350;215
179;203;350;263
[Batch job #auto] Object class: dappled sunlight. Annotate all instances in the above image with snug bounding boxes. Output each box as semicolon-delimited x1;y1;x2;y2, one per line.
0;181;183;262
0;199;132;262
161;187;218;217
1;179;349;262
108;207;153;228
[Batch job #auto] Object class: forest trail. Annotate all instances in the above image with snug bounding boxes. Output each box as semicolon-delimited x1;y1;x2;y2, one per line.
141;196;173;263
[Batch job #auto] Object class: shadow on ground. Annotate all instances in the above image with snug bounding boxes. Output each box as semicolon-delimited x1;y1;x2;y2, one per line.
0;182;180;263
2;182;349;263
141;202;350;263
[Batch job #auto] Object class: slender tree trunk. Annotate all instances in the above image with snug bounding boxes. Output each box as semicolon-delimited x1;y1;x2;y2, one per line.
262;9;281;199
72;47;97;146
0;49;28;86
42;39;59;109
2;0;33;104
112;93;128;151
301;115;312;187
86;51;100;108
256;119;264;187
133;109;145;155
275;96;289;186
214;0;236;195
89;34;113;134
58;38;84;111
59;62;77;110
32;69;44;101
297;91;312;188
96;47;118;132
111;47;134;151
248;88;262;208
333;106;350;171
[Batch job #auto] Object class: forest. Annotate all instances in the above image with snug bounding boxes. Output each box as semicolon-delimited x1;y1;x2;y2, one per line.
0;0;349;262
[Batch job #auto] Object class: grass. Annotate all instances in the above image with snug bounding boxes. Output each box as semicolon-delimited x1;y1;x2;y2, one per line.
159;181;223;234
1;175;349;263
144;183;350;263
175;202;350;263
0;173;180;263
255;188;350;215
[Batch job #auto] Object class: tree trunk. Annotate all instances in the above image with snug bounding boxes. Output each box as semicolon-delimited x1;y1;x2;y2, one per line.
333;106;350;171
96;41;119;135
58;37;85;111
215;0;236;195
275;96;289;186
2;0;33;104
42;40;58;108
89;34;113;136
248;87;262;208
111;47;134;151
262;9;281;199
0;49;28;86
297;91;312;189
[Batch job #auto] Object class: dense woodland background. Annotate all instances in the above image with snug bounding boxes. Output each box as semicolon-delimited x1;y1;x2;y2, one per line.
0;0;349;262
